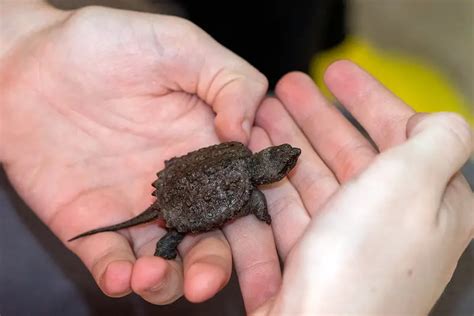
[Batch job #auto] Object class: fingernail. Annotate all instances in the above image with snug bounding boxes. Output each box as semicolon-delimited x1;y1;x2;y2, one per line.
100;261;133;297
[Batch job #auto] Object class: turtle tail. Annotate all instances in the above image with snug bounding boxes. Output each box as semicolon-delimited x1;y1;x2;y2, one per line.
68;205;162;242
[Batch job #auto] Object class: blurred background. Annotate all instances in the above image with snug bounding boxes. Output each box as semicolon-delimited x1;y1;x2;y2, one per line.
313;0;474;127
1;0;473;315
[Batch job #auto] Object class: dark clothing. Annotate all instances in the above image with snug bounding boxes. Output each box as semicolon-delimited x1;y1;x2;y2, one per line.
177;0;346;87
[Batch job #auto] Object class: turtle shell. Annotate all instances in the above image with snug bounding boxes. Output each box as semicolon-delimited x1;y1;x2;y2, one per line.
152;142;253;233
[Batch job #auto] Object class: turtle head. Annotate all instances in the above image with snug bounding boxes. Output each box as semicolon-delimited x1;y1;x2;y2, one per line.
251;144;301;185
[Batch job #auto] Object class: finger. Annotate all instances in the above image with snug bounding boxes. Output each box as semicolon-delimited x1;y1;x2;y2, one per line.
223;215;281;313
256;97;340;215
54;186;184;304
196;40;268;143
275;72;377;182
131;227;232;304
384;112;473;196
131;255;184;305
324;60;415;150
250;126;310;260
179;231;232;303
75;235;135;297
125;223;182;305
221;126;284;312
157;16;268;143
440;173;474;241
407;112;473;181
50;192;137;297
208;65;268;143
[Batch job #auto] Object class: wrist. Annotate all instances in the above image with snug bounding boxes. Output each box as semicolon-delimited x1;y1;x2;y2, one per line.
0;1;68;59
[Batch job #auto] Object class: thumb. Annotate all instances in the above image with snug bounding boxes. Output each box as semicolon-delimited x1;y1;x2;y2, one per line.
156;17;268;143
404;112;473;188
204;60;268;143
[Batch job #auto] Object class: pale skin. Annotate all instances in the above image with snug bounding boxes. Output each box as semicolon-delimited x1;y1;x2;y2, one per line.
1;2;473;315
250;65;473;315
0;2;276;309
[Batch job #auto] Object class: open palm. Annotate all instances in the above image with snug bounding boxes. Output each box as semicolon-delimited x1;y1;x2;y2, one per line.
250;61;473;314
0;6;274;307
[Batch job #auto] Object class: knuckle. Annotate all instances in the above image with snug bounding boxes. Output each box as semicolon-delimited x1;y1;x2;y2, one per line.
377;114;410;147
161;16;202;42
65;6;106;27
332;142;374;181
62;6;121;41
169;16;199;32
236;257;279;276
253;71;269;92
268;194;301;218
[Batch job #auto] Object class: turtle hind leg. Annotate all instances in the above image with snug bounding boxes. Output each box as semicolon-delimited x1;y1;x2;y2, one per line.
154;230;185;259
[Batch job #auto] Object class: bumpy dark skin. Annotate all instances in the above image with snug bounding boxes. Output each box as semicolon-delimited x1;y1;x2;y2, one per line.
69;142;301;259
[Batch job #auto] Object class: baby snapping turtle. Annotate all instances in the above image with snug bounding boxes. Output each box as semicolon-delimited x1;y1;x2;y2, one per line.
69;142;301;259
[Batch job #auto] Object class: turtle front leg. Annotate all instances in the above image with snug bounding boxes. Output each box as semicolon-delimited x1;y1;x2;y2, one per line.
247;189;271;224
154;230;185;259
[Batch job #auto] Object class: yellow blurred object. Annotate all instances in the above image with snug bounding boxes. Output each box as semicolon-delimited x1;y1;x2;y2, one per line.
310;36;474;126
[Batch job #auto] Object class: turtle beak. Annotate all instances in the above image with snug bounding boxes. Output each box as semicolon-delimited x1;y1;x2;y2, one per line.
291;147;301;159
281;147;301;175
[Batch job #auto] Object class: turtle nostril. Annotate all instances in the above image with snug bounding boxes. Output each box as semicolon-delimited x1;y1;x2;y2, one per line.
291;148;301;157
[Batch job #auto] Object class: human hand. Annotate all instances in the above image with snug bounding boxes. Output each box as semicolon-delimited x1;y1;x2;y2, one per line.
251;61;473;314
0;4;280;308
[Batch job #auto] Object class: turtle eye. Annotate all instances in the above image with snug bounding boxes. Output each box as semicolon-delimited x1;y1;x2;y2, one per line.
281;149;300;174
